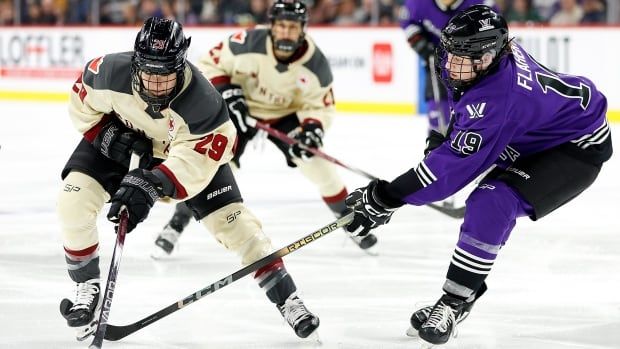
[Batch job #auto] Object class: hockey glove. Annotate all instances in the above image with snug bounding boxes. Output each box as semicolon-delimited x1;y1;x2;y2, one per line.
288;120;324;161
219;84;257;139
92;118;154;168
345;179;403;237
107;169;164;233
424;129;446;156
408;30;435;62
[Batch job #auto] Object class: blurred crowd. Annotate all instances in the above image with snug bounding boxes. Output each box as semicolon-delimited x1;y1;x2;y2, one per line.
500;0;609;24
0;0;616;25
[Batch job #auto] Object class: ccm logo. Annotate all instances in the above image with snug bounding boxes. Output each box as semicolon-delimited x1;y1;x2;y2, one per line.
372;43;393;83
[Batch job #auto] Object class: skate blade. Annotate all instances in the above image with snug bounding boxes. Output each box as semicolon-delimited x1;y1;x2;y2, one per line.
360;245;379;256
406;326;419;337
306;330;322;346
75;320;98;341
150;250;172;260
150;245;176;260
418;338;436;349
416;327;458;348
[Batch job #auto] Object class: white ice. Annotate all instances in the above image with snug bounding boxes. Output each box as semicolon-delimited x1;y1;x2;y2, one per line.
0;101;619;349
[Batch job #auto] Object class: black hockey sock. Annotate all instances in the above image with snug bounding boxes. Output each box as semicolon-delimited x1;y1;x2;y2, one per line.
269;274;296;306
64;245;100;283
169;203;193;233
255;258;297;305
323;188;348;218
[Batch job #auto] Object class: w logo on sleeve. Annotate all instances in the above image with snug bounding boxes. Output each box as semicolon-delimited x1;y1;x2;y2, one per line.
466;103;486;118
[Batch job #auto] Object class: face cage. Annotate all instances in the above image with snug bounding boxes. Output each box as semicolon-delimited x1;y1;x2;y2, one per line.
436;43;509;92
435;45;485;91
131;62;184;110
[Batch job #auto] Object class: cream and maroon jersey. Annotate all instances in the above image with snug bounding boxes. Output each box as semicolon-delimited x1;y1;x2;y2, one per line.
198;28;335;128
68;52;236;200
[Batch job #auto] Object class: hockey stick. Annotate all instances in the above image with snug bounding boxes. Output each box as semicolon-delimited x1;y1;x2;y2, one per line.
247;118;465;219
428;54;448;135
89;153;140;349
104;212;353;341
246;118;377;180
424;55;464;217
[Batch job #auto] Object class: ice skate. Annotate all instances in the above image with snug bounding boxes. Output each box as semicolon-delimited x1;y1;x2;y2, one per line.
59;279;101;341
417;294;474;346
151;224;182;259
406;303;433;337
277;293;320;339
407;283;486;338
407;300;474;339
348;233;379;256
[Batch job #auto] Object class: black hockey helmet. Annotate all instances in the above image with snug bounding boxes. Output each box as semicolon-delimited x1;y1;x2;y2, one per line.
268;0;309;53
437;5;509;89
269;0;308;24
131;17;191;109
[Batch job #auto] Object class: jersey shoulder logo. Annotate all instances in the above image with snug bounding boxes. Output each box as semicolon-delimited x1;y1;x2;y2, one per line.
466;102;486;119
231;31;247;45
87;56;104;74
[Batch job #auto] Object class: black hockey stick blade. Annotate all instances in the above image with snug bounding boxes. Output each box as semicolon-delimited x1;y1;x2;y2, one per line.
104;213;354;341
426;202;465;219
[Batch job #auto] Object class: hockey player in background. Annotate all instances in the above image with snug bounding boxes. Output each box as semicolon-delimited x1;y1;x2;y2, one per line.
151;0;378;259
57;17;319;342
346;5;612;346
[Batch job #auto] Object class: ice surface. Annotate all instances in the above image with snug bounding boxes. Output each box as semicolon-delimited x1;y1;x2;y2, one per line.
0;101;618;349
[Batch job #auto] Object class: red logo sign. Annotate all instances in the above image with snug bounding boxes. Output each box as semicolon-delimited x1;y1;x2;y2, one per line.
372;43;393;83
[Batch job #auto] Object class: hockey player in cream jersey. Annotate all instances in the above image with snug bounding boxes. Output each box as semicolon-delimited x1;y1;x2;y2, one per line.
152;0;378;258
57;17;319;342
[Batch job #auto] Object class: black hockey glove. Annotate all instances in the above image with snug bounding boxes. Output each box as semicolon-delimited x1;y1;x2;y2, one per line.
92;118;154;168
409;33;435;62
107;169;164;233
424;129;446;156
288;120;324;161
219;84;257;139
345;179;403;237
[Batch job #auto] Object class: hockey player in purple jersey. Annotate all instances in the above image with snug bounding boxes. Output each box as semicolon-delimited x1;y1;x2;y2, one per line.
401;0;497;212
347;5;612;346
400;0;496;133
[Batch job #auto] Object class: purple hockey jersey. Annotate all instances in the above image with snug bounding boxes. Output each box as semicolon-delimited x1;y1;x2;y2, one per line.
400;0;498;45
386;43;611;205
